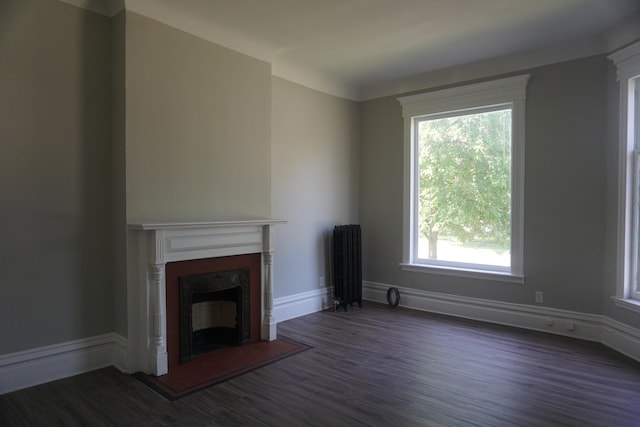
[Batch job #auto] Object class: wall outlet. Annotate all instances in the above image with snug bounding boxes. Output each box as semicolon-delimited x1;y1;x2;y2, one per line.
319;276;325;287
535;291;543;304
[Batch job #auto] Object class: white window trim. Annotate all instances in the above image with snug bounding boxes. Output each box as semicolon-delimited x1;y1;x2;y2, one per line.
398;75;530;284
609;40;640;313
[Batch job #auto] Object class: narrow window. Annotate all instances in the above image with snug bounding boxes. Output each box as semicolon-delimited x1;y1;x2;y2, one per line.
609;41;640;309
630;79;640;300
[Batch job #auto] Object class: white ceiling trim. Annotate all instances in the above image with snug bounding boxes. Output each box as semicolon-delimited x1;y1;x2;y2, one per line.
124;0;275;64
124;0;360;99
272;57;360;101
360;33;609;101
59;0;640;101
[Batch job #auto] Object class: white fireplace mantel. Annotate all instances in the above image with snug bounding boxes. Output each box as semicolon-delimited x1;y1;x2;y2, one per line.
126;219;286;376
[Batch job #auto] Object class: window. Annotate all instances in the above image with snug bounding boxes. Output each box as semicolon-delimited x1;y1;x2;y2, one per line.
609;41;640;310
398;75;529;282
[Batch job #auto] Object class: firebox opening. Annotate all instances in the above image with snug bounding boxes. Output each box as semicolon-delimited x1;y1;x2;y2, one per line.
191;287;241;356
179;268;250;363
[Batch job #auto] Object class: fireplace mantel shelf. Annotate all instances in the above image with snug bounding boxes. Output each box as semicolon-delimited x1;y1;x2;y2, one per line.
129;218;287;231
127;218;286;376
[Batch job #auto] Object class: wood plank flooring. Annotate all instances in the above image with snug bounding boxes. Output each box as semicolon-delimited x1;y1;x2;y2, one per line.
2;303;640;426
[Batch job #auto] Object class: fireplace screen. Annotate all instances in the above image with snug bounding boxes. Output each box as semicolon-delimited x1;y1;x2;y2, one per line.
179;268;250;363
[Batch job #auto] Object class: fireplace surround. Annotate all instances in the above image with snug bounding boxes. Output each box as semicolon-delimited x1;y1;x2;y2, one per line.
127;220;285;376
165;252;262;371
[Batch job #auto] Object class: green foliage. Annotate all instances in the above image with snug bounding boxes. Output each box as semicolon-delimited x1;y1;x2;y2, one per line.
418;108;511;257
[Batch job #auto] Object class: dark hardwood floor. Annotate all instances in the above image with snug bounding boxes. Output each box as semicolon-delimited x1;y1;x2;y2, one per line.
2;303;640;426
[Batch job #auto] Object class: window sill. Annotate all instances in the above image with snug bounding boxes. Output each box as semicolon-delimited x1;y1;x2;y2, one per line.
612;296;640;314
399;263;525;284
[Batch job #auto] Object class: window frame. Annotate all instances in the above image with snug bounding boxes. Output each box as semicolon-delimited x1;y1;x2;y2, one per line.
398;75;530;284
609;41;640;311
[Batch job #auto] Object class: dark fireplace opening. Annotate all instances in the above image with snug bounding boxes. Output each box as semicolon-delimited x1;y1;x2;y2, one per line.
191;287;240;355
179;268;250;363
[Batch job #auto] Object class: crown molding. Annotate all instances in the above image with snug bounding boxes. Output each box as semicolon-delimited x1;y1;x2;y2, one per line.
57;1;640;102
608;39;640;81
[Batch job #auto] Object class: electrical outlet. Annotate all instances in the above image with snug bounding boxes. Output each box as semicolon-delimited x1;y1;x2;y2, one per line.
320;276;325;287
535;291;543;304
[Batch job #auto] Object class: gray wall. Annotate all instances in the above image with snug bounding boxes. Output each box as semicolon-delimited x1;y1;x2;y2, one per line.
524;56;607;314
112;10;127;337
0;0;114;354
271;77;360;298
360;56;611;315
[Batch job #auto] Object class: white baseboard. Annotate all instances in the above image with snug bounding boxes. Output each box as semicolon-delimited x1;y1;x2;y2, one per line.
601;317;640;362
112;334;129;373
4;283;639;395
273;286;333;323
0;333;127;395
363;280;640;363
0;286;335;395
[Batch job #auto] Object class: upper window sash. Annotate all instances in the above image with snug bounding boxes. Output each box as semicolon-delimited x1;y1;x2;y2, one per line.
412;103;512;122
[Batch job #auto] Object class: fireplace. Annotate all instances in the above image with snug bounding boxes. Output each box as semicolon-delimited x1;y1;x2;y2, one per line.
165;253;262;371
179;268;249;361
127;220;285;376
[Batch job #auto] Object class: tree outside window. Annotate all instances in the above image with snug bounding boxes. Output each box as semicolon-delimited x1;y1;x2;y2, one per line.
416;108;511;267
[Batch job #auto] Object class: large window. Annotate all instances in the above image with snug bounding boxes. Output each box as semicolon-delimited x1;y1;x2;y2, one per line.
610;41;640;309
399;75;529;282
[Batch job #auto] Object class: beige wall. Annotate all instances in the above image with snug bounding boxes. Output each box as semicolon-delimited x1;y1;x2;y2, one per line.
271;77;360;298
0;0;114;353
125;12;272;223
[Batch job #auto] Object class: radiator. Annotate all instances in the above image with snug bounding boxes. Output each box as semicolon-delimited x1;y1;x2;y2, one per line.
332;224;362;311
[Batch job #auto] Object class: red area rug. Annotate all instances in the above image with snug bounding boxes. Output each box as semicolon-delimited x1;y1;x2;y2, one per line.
134;337;312;401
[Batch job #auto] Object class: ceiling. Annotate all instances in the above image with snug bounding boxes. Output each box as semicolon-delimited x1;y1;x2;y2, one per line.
69;0;640;99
